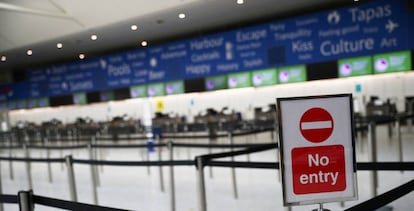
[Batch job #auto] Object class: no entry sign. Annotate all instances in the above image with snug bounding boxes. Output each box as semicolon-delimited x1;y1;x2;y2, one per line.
277;94;357;206
299;107;333;143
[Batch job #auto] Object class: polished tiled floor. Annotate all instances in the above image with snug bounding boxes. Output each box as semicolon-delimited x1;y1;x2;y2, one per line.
0;124;413;211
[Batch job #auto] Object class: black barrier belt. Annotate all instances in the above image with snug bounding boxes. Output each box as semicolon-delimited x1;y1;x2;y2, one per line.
344;179;414;211
28;144;88;150
203;161;414;171
163;134;227;139
0;194;18;204
200;143;277;160
357;162;414;171
232;127;274;137
172;142;277;149
0;156;65;163
33;195;130;211
92;143;166;149
205;161;279;169
73;159;194;167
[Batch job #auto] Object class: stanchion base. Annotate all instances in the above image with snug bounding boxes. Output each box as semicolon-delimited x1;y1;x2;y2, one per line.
311;209;330;211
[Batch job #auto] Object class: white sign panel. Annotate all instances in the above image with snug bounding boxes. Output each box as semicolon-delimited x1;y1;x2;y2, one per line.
276;94;357;206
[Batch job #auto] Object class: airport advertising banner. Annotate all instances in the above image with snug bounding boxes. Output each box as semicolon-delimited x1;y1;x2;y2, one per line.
4;0;412;103
373;51;412;74
251;68;277;87
227;72;252;89
277;65;307;84
338;56;373;77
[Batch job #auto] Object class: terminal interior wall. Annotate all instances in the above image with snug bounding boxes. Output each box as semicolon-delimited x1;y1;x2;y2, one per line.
9;72;414;125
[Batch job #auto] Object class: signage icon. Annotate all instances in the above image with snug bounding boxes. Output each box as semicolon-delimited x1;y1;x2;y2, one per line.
299;107;333;143
327;10;340;24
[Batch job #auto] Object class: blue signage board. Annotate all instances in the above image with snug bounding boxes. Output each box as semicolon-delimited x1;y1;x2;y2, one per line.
6;0;412;103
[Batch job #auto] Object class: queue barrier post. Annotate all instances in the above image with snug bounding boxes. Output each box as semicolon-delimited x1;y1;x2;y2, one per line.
0;159;3;211
88;144;99;204
64;155;78;202
18;190;34;211
157;135;165;192
23;145;32;190
228;132;238;199
8;135;14;180
168;141;176;211
196;156;207;211
45;138;53;183
368;122;378;197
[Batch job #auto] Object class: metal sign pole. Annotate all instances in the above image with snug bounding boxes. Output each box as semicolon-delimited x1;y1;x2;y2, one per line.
64;155;78;202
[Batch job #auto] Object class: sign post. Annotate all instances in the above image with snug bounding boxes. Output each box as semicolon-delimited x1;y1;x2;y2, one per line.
277;94;357;207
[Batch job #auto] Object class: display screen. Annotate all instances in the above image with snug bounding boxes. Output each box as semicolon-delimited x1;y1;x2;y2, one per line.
147;83;165;97
373;51;412;74
130;85;147;98
338;56;373;77
165;80;184;95
205;75;227;91
73;93;87;105
277;65;307;83
251;68;277;87
227;72;252;89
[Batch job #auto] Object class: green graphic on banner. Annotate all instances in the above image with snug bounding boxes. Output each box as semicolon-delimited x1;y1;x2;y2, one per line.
227;72;252;89
100;91;114;101
147;83;165;97
73;93;87;105
277;65;307;83
205;75;227;91
251;68;277;87
373;51;412;74
37;98;49;107
16;100;27;109
130;85;147;98
338;56;373;77
165;80;184;95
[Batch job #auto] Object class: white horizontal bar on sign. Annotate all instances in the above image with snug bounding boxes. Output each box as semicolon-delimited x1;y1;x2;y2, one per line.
301;121;332;130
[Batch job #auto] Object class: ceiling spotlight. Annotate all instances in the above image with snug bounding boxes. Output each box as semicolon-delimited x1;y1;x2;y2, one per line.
1;56;6;62
27;49;33;56
91;34;98;40
141;40;148;47
79;54;85;59
178;13;186;19
131;25;138;31
57;43;63;49
236;0;244;5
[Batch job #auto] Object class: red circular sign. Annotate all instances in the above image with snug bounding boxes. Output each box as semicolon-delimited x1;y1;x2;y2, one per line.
299;107;334;143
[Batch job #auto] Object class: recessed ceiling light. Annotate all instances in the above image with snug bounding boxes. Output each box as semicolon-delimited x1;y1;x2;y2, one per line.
178;13;186;19
27;49;33;56
236;0;244;5
141;40;148;47
79;54;85;59
57;43;63;49
1;56;6;62
91;34;98;40
131;25;138;31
